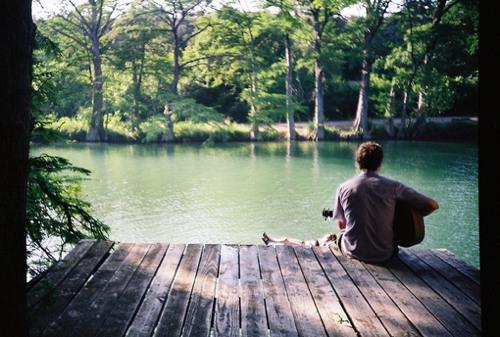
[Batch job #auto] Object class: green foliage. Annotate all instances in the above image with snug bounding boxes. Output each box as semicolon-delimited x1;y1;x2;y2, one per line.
138;115;167;143
415;119;478;141
34;0;478;142
168;97;225;123
174;121;219;142
26;154;110;276
174;121;249;143
250;91;308;124
28;28;110;278
324;127;341;140
52;116;89;141
105;114;138;142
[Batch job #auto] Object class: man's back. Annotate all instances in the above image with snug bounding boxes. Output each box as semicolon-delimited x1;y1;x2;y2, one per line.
333;171;436;263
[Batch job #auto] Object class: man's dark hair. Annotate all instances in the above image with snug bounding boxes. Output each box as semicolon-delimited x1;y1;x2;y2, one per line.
356;142;383;171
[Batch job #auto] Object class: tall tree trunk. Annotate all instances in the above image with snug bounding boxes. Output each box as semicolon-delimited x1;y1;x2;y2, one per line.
86;40;105;141
248;66;259;140
131;60;140;120
398;88;409;139
171;31;181;95
247;26;259;141
312;9;324;141
161;103;175;142
416;53;429;119
249;94;259;140
132;42;145;122
384;83;396;138
353;42;372;139
285;33;296;141
385;82;396;117
0;1;33;336
86;3;105;142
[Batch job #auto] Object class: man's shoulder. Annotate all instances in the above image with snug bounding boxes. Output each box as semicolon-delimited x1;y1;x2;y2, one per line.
376;174;402;185
340;173;402;189
338;176;358;190
337;175;364;193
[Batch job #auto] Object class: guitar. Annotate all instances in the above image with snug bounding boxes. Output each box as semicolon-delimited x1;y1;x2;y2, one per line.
322;200;425;248
393;200;425;247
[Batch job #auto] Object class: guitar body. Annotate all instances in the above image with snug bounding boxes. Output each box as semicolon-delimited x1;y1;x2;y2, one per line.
393;200;425;247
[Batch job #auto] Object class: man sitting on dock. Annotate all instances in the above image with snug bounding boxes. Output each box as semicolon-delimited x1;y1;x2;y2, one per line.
263;141;439;263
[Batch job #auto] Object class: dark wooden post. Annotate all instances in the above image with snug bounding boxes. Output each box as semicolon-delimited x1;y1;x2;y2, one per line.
0;1;33;336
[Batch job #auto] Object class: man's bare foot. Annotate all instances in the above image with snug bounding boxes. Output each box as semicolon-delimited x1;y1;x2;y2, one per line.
262;232;271;245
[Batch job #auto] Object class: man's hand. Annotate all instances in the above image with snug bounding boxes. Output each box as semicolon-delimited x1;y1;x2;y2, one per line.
430;199;439;209
420;198;439;216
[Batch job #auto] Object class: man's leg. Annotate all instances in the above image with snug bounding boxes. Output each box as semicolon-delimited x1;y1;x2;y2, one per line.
262;232;305;247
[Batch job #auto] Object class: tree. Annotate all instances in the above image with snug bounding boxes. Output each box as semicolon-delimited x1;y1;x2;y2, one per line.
183;6;268;139
414;0;462;125
352;0;392;138
308;0;328;140
0;0;34;336
44;0;119;142
143;0;214;94
380;0;475;137
284;32;297;140
292;0;354;140
264;0;303;140
108;5;163;123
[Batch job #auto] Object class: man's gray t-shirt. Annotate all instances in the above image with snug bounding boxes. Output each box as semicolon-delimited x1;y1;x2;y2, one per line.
333;171;434;263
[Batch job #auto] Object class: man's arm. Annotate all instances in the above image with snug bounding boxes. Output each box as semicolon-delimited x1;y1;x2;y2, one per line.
396;183;439;216
332;186;346;229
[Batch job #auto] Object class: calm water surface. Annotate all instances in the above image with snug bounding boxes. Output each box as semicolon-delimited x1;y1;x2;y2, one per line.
32;141;479;267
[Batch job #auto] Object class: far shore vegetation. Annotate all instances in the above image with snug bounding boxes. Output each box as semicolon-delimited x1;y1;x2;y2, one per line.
34;0;478;145
41;116;477;144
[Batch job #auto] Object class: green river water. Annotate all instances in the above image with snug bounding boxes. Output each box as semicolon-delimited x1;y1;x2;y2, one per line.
32;141;479;267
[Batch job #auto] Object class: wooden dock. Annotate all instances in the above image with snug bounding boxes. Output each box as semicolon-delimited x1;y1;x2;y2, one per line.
27;240;481;337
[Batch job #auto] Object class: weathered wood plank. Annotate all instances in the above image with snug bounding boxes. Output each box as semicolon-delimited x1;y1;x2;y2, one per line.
40;243;135;337
182;244;221;337
363;258;455;337
399;248;481;330
258;245;298;337
327;248;420;337
294;246;356;337
65;243;151;337
215;245;240;337
410;248;480;305
28;242;482;337
153;243;204;337
95;243;169;337
27;240;96;308
314;246;388;337
430;248;480;285
239;245;268;337
29;240;114;337
276;245;327;337
381;255;480;337
126;244;185;337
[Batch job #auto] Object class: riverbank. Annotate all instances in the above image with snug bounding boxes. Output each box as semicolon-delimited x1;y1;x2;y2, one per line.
43;116;478;144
